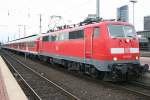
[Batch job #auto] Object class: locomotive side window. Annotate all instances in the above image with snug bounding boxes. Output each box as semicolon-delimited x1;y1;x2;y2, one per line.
59;33;69;41
51;35;56;41
93;27;100;38
42;36;49;41
69;30;84;39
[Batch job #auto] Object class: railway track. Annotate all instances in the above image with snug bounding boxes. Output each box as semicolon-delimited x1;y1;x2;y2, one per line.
3;56;41;100
130;81;150;89
2;50;150;99
111;81;150;98
2;52;79;100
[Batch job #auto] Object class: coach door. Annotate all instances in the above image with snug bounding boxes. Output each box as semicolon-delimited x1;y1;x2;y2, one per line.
84;27;93;60
39;37;43;53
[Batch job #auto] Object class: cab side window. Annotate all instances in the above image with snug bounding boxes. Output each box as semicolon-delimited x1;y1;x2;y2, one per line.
93;27;100;38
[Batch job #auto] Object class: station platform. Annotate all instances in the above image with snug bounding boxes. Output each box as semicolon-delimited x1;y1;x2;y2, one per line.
140;51;150;57
140;57;150;68
0;56;27;100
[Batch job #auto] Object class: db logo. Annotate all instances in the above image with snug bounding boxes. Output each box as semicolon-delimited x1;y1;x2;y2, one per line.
124;48;130;53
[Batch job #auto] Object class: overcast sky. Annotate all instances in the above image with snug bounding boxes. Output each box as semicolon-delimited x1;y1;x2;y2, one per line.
0;0;150;42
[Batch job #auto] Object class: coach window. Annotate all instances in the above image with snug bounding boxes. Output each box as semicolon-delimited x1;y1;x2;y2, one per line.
69;30;84;39
93;27;100;38
30;42;35;47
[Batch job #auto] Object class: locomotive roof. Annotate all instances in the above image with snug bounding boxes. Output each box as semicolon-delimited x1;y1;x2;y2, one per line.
5;21;132;44
6;34;39;44
43;21;132;36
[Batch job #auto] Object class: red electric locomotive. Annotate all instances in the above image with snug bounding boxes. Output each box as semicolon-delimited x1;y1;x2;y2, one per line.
39;21;148;81
3;21;149;81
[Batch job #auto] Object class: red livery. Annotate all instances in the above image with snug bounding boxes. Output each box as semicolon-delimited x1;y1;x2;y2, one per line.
3;21;149;81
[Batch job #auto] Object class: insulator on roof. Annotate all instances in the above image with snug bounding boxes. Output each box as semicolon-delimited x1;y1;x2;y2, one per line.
80;17;102;25
63;25;67;29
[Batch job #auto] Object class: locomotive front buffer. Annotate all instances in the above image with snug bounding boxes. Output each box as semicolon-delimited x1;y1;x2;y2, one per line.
107;63;149;81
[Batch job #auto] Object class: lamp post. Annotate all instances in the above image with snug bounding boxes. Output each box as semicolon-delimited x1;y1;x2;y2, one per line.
130;0;137;25
96;0;100;18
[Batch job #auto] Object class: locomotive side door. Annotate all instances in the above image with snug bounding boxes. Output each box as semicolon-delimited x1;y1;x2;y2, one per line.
84;27;93;60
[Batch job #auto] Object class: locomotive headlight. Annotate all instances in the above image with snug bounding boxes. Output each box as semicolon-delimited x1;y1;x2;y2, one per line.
126;39;130;43
136;56;139;60
113;57;117;61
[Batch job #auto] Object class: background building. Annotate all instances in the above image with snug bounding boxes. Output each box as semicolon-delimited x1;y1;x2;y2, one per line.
137;30;150;51
117;5;129;22
144;16;150;31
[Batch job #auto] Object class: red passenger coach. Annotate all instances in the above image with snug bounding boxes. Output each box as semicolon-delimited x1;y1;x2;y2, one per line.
4;34;39;55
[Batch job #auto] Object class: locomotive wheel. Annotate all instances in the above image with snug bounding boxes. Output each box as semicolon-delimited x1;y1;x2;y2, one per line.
91;69;99;79
99;71;105;80
90;68;104;79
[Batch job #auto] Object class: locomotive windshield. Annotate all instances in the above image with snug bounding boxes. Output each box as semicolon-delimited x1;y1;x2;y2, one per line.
108;25;136;38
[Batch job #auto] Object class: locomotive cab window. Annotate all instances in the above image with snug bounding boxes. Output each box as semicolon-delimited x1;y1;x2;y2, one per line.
108;25;136;38
69;29;84;39
93;27;100;38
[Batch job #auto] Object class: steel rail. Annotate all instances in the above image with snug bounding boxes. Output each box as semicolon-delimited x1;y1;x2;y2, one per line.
113;82;150;98
3;56;42;100
2;51;80;100
129;81;150;90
